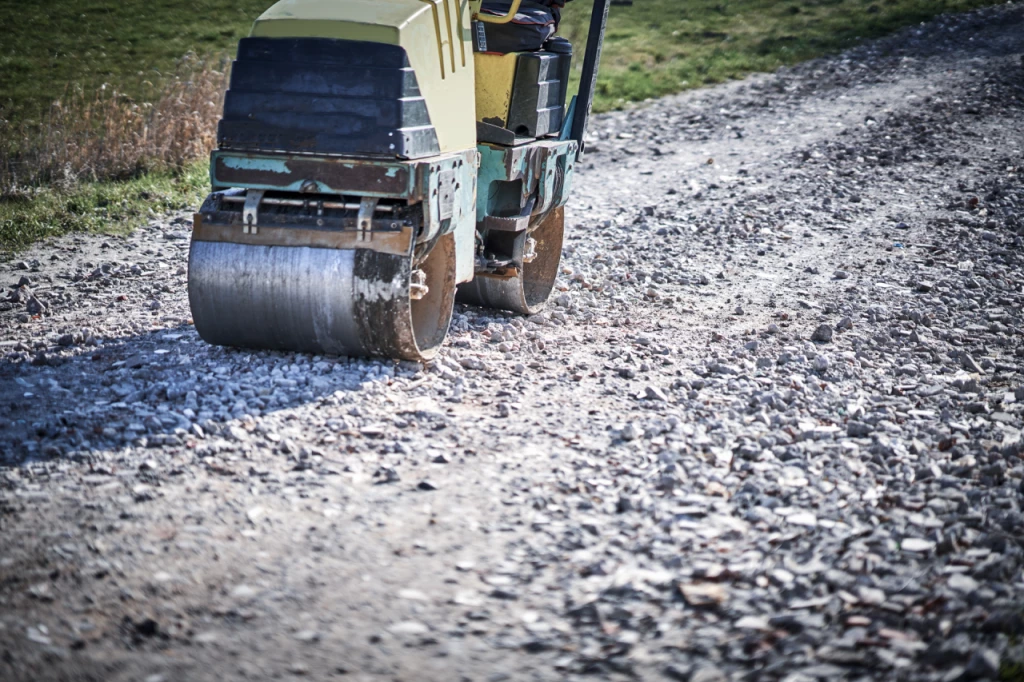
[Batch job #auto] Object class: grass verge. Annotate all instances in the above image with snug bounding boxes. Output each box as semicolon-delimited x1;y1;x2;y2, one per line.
2;55;226;193
0;0;269;130
0;161;207;258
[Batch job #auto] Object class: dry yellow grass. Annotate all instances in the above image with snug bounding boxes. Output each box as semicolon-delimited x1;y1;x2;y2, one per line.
0;54;228;197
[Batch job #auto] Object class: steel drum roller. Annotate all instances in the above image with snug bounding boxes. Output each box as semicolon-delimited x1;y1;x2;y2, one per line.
188;234;456;361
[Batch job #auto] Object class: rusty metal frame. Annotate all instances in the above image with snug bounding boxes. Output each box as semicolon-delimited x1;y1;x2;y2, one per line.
210;149;479;203
212;150;417;199
192;214;414;257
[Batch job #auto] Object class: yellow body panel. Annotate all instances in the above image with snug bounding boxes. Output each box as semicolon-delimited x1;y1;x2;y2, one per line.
251;0;476;155
474;53;519;128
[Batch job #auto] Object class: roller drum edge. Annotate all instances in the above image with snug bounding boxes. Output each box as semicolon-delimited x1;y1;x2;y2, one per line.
457;207;565;316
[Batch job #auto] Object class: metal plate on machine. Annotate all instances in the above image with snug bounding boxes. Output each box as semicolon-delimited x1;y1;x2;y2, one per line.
437;170;457;221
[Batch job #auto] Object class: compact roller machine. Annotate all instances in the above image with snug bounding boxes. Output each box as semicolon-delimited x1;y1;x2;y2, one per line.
188;0;610;360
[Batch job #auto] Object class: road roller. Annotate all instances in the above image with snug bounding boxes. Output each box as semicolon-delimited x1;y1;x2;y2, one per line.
188;0;610;361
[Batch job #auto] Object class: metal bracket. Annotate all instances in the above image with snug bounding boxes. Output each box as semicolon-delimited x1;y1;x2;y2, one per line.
437;169;456;221
522;237;538;264
472;20;488;52
409;269;429;300
357;197;379;242
243;190;265;235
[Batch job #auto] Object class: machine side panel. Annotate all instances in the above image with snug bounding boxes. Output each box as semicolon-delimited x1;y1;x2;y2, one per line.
404;1;476;154
255;0;420;33
476;139;577;225
414;151;478;284
507;52;571;138
474;53;519;129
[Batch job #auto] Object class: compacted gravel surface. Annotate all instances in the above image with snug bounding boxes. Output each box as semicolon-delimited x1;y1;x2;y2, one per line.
2;5;1024;681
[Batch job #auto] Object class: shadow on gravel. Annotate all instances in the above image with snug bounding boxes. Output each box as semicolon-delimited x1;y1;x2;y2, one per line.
0;322;403;465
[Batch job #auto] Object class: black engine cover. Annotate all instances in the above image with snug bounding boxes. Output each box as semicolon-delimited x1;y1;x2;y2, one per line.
507;51;572;138
217;37;441;159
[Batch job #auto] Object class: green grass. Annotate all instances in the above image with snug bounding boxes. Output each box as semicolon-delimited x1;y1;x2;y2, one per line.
0;161;207;257
0;0;1010;255
559;0;1007;111
0;0;268;129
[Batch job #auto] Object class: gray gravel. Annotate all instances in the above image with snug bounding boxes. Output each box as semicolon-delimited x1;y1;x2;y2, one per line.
2;4;1024;681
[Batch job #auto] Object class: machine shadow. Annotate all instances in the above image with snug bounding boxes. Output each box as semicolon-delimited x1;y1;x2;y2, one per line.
0;322;414;467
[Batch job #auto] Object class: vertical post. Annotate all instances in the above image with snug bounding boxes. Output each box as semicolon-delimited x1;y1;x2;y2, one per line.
569;0;611;160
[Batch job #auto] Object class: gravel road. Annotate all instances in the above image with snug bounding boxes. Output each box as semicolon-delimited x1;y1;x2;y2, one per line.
2;5;1024;681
